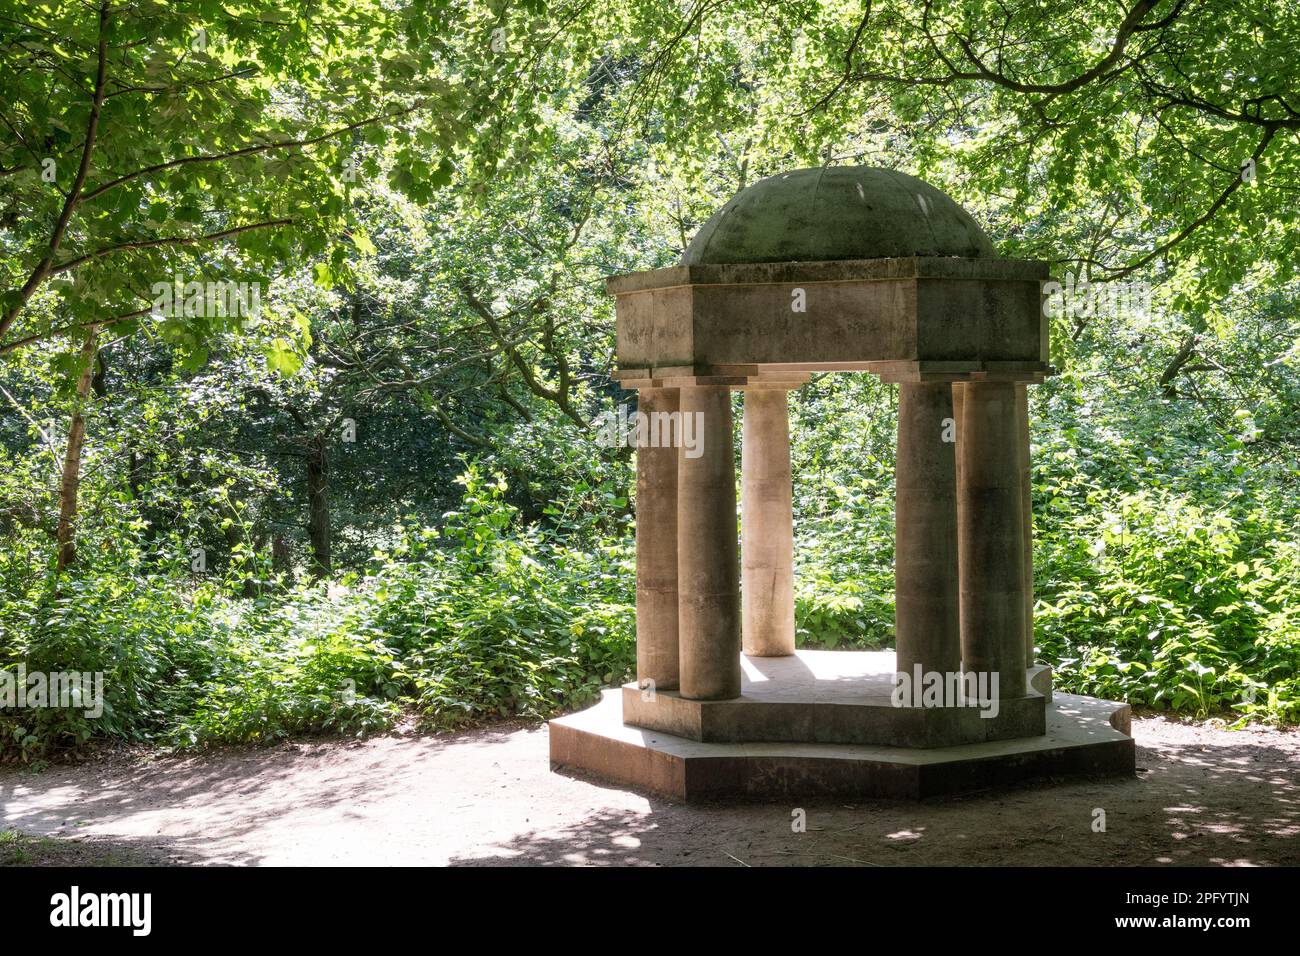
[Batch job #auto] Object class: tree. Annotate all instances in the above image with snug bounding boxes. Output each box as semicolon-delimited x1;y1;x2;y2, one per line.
0;0;471;361
0;0;477;568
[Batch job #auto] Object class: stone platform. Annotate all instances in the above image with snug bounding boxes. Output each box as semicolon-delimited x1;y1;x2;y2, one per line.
549;651;1135;801
622;650;1048;748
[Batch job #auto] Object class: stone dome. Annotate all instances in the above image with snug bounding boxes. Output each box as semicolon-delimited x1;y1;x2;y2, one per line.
680;166;995;265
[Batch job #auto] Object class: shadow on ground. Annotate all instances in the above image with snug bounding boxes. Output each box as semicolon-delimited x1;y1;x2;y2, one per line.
450;729;1299;866
2;716;1296;866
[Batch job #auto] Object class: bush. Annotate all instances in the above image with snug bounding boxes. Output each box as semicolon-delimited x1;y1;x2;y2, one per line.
1035;488;1300;723
350;467;634;727
6;364;1300;761
1;467;634;760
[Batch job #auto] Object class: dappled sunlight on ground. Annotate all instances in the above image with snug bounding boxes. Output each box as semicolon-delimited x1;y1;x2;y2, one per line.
1;715;1295;866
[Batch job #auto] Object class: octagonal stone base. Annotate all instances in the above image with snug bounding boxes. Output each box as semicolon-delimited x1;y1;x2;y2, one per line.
549;651;1134;801
622;650;1049;748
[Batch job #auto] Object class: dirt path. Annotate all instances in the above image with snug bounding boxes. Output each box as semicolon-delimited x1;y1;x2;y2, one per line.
1;714;1297;866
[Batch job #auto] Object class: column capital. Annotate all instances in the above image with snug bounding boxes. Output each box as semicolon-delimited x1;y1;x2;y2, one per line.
615;367;811;390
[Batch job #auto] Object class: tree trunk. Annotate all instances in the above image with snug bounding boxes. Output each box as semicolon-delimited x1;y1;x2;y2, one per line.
271;534;294;586
1159;332;1200;397
127;449;145;501
55;328;99;572
305;433;331;578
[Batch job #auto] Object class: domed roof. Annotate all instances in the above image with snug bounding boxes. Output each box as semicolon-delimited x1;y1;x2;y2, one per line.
680;166;995;265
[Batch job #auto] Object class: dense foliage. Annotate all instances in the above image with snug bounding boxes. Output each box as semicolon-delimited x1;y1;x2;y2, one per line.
2;0;1297;760
1;467;634;756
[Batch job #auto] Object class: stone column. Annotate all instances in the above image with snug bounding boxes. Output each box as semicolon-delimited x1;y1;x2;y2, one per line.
741;388;797;657
953;381;966;616
952;384;966;442
1017;383;1035;664
895;382;961;678
677;384;742;700
634;387;680;691
957;380;1027;698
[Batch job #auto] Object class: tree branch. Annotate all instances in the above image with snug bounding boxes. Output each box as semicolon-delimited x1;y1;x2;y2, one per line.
49;217;295;275
76;99;429;206
0;0;110;346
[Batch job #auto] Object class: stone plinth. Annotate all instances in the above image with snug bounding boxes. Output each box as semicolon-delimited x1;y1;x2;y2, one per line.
550;656;1134;801
620;650;1046;748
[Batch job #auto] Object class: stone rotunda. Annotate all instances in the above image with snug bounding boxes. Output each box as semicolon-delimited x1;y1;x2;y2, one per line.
550;167;1135;800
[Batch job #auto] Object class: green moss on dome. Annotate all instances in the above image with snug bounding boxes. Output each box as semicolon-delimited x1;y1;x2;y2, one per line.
681;167;995;265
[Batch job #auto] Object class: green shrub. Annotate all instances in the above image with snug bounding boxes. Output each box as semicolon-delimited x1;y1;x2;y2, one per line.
358;467;634;727
1036;489;1300;723
1;467;634;759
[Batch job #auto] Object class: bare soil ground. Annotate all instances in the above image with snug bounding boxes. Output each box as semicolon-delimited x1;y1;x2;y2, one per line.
1;713;1296;866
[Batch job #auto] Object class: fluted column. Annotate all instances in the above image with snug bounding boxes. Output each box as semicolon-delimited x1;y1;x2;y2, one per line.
741;388;797;657
634;387;680;690
677;385;742;700
895;382;961;678
957;380;1027;698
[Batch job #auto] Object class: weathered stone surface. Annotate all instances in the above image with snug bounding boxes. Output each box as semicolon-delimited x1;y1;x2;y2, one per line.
608;256;1050;294
958;381;1028;697
635;387;681;691
679;167;995;265
550;685;1135;801
741;388;796;658
575;166;1119;803
620;650;1046;748
1018;383;1036;662
895;383;961;679
676;386;742;700
611;258;1050;371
